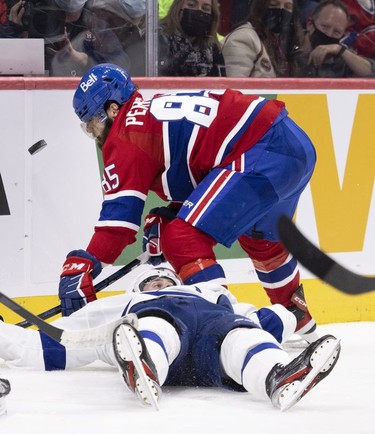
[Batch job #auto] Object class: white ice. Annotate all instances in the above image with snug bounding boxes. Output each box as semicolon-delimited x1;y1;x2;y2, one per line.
1;322;373;434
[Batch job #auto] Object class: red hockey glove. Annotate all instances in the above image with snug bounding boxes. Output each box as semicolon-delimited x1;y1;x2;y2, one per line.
58;250;102;317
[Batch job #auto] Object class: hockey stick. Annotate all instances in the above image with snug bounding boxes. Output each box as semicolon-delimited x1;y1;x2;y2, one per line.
15;252;150;328
0;290;137;348
278;215;375;295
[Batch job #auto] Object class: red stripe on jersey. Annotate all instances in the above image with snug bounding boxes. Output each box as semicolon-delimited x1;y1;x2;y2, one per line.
185;170;233;226
232;155;244;172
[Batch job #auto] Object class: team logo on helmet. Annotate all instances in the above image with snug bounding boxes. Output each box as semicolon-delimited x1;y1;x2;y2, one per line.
79;73;98;92
73;63;136;123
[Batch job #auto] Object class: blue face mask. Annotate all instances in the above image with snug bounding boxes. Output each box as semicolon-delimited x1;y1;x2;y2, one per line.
120;0;146;18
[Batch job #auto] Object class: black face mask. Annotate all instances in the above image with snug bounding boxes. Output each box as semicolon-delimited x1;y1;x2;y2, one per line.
310;22;341;48
180;8;212;38
264;8;293;34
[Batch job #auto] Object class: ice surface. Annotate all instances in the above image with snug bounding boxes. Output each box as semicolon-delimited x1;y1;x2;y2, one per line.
1;322;373;434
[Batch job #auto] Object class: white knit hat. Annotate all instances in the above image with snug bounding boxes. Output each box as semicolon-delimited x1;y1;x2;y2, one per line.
54;0;87;13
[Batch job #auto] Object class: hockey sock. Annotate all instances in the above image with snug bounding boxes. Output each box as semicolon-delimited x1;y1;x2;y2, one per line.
138;317;180;385
220;328;290;399
179;258;226;285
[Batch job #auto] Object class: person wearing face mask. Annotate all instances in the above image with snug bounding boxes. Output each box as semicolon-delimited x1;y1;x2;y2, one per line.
298;0;375;77
222;0;305;77
45;0;135;77
158;0;226;76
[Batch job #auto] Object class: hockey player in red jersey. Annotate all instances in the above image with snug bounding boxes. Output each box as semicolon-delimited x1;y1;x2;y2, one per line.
59;63;317;342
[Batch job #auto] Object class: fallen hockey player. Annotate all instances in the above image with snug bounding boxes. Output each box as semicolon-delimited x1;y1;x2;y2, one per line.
0;268;340;411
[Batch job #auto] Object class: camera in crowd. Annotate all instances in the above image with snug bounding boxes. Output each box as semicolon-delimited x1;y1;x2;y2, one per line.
22;0;66;39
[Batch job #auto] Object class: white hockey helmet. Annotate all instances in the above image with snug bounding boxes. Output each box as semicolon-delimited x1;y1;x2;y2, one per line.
133;267;182;292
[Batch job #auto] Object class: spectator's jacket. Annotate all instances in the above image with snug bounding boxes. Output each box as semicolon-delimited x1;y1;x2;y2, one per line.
0;20;22;38
221;22;276;78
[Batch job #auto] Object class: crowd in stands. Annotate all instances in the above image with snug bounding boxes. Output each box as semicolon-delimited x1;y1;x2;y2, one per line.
0;0;374;77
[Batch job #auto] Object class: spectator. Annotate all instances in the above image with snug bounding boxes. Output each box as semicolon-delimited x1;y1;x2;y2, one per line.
0;0;6;24
158;0;226;76
218;0;253;36
0;0;27;38
87;0;146;75
0;0;144;77
221;0;305;77
47;0;142;77
46;0;95;76
340;0;375;59
297;0;375;77
297;0;319;28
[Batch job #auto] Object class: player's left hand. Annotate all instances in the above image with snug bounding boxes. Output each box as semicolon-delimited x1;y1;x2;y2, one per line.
142;206;178;266
58;249;102;316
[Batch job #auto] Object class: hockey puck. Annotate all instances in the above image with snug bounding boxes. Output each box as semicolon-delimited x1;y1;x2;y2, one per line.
28;139;47;155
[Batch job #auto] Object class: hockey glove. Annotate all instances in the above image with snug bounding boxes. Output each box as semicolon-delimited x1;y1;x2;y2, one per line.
142;206;179;266
58;249;102;317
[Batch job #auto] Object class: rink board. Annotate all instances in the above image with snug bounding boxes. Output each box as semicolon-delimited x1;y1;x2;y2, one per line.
1;278;374;326
0;77;374;325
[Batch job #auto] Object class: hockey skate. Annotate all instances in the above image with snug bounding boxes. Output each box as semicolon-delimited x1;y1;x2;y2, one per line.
284;284;319;349
113;317;161;410
266;334;340;411
0;378;11;416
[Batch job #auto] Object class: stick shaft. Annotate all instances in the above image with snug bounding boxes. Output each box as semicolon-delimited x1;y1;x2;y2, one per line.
278;215;375;295
15;252;149;327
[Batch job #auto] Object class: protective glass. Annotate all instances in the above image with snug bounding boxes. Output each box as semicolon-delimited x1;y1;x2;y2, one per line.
80;115;107;140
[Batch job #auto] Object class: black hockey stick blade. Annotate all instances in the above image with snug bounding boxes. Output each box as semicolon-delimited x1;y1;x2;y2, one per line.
278;215;375;295
0;291;133;349
15;252;150;328
0;291;63;342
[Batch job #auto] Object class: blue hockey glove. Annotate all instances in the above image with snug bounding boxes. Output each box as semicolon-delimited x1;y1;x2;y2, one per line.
58;249;102;317
142;206;178;266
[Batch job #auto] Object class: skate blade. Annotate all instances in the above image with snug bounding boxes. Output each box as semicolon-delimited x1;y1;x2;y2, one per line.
280;336;341;411
115;324;160;411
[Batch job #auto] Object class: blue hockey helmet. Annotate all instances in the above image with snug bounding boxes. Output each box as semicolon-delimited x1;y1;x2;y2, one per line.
73;63;137;123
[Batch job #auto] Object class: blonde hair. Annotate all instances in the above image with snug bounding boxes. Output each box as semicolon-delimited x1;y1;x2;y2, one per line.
160;0;221;48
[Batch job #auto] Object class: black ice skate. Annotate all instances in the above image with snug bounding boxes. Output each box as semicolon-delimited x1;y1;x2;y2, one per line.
266;334;341;411
113;317;161;410
285;284;319;348
0;378;11;416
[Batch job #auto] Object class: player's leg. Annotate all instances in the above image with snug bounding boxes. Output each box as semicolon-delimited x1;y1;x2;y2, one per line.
111;315;181;408
163;122;313;285
220;327;341;410
238;235;318;343
235;116;317;342
162;165;279;285
162;217;226;285
236;303;297;345
0;315;117;371
0;319;53;369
